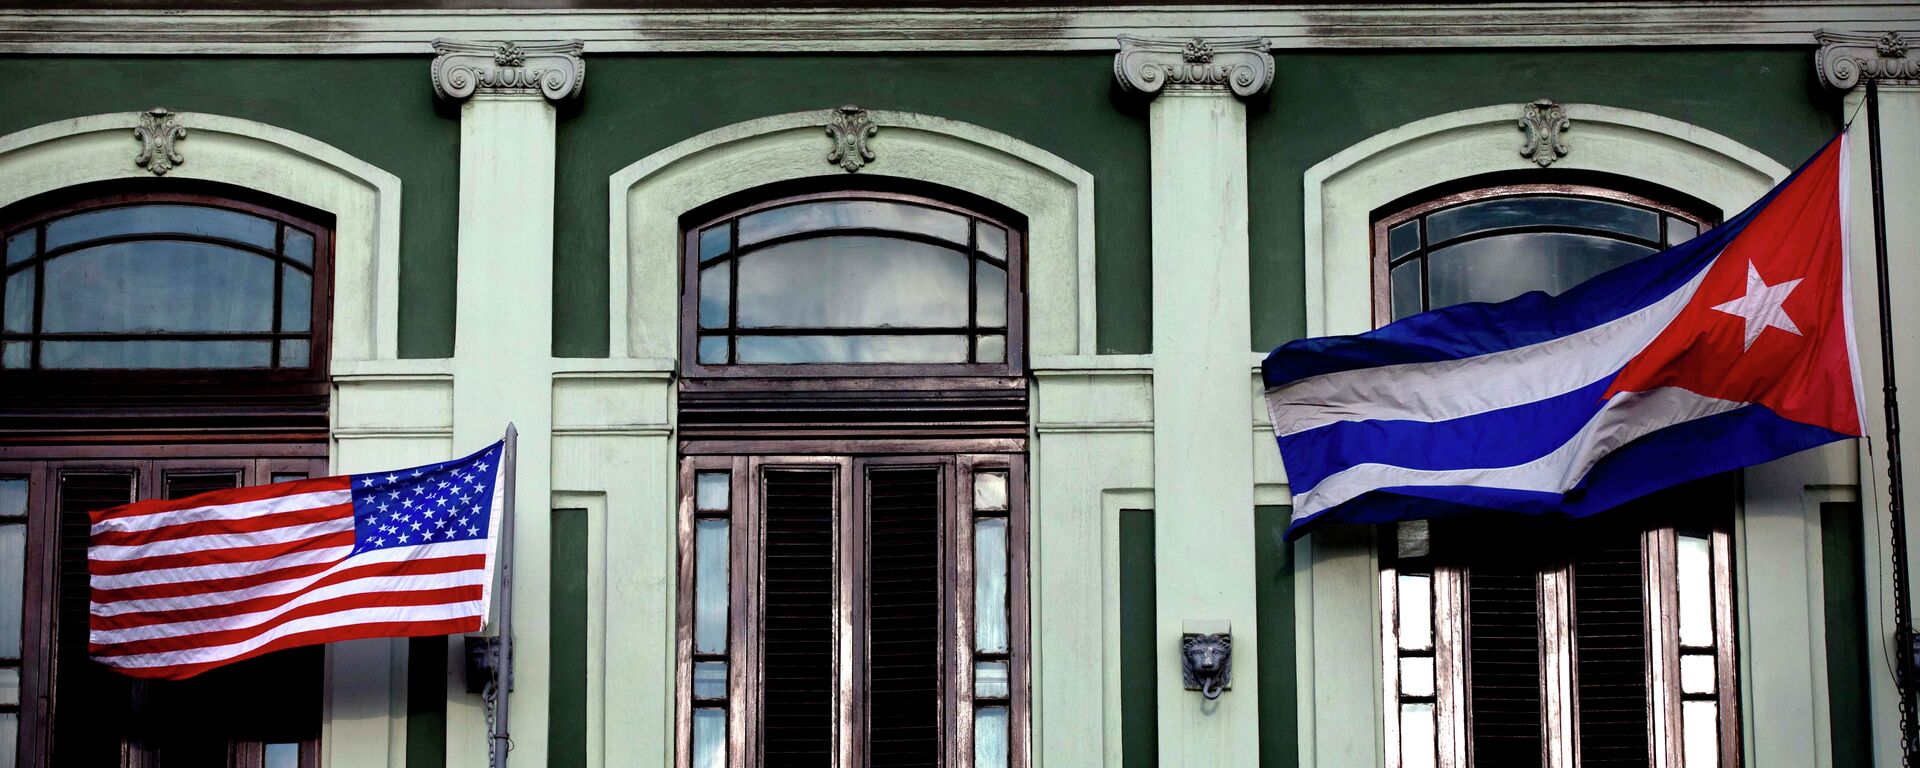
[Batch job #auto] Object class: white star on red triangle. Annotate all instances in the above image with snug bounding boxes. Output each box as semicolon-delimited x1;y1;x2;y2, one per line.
1711;261;1803;351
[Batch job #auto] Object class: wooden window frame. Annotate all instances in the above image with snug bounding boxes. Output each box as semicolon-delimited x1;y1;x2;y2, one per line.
677;189;1027;380
0;188;335;388
0;444;327;768
675;453;1031;768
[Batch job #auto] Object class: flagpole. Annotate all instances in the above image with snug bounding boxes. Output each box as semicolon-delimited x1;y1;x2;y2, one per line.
1865;77;1917;759
493;423;518;767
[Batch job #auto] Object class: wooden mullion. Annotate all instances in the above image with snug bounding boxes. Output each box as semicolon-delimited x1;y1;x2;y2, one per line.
952;456;976;768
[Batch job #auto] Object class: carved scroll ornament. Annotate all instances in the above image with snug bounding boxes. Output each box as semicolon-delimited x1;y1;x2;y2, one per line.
1816;30;1920;90
1114;35;1274;99
825;106;878;173
1519;99;1570;168
431;38;585;102
133;107;185;176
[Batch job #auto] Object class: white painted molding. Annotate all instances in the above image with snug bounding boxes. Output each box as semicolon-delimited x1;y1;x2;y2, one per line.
3;3;1919;53
1302;102;1790;338
0;110;402;363
608;107;1098;360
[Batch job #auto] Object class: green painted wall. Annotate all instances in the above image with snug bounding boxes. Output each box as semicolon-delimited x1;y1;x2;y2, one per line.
553;53;1153;357
1247;47;1842;351
1119;509;1158;767
550;508;590;768
1254;506;1297;768
0;56;461;358
1821;501;1872;768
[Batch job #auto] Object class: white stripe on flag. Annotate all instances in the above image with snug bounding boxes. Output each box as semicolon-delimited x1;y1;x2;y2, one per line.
93;602;486;671
1290;387;1745;520
1265;266;1712;437
92;540;491;616
91;546;352;591
89;517;353;561
90;490;352;535
91;569;490;645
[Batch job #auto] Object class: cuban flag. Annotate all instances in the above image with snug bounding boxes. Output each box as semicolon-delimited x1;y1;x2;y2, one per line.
1264;137;1862;540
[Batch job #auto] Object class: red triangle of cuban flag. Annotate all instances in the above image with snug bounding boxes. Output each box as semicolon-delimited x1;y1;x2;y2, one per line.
1604;138;1863;437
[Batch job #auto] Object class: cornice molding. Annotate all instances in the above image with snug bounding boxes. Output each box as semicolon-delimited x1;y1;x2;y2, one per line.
1816;29;1920;89
430;38;584;101
1114;35;1273;98
1;4;1917;54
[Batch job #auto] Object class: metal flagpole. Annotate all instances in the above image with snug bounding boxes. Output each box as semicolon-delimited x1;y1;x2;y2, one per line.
1865;78;1917;761
493;423;518;767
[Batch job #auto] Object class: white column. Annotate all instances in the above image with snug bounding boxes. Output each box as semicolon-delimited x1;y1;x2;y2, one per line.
1818;30;1920;768
430;38;583;768
1116;35;1273;767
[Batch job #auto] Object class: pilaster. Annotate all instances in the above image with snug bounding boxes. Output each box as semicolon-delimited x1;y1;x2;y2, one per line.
431;37;582;768
1818;28;1920;768
1116;34;1272;767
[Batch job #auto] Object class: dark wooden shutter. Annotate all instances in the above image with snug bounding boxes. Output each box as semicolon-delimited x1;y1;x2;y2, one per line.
1572;526;1652;766
865;468;942;767
761;469;836;766
1466;566;1544;767
53;471;136;768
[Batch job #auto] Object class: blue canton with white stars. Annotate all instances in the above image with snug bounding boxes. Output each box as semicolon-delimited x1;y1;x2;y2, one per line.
348;441;505;556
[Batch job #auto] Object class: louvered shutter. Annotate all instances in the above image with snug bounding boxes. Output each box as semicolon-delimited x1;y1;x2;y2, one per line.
1572;526;1652;767
1466;566;1545;767
761;469;836;766
54;472;136;768
865;468;942;767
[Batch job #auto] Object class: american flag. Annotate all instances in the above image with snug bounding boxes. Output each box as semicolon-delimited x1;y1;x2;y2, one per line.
87;440;507;680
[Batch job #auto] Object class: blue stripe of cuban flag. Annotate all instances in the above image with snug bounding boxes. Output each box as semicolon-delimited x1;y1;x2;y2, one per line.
1263;144;1841;540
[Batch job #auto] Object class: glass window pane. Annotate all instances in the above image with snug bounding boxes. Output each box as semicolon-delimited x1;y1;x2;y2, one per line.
0;712;16;768
694;519;730;654
1677;534;1713;647
974;705;1010;768
0;342;24;369
976;221;1008;261
697;336;729;364
1399;656;1434;698
699;226;731;264
736;334;969;365
0;667;16;707
39;340;272;369
695;472;730;512
0;478;23;516
692;660;727;700
1389;260;1423;321
975;335;1006;364
4;268;33;334
691;707;727;768
1397;574;1433;650
1667;217;1700;247
1388;221;1420;259
1681;653;1715;695
4;229;35;266
0;523;21;658
1399;702;1437;768
42;241;275;332
270;472;308;484
739;200;969;248
263;743;299;768
975;518;1010;653
698;264;730;330
283;228;315;267
1427;196;1660;245
45;205;279;251
975;660;1010;700
278;339;310;369
1682;700;1719;768
282;267;312;333
973;472;1008;513
1426;232;1655;310
1395;520;1430;560
736;237;969;329
976;262;1008;329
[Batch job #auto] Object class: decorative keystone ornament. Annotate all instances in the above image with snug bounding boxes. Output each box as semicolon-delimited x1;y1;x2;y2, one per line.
825;105;878;173
431;38;585;102
1519;98;1571;168
1180;632;1233;700
1114;35;1274;99
133;107;185;176
1816;29;1920;90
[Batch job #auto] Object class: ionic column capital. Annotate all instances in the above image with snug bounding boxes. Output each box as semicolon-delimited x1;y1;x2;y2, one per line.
1815;30;1920;90
431;38;585;102
1113;35;1273;99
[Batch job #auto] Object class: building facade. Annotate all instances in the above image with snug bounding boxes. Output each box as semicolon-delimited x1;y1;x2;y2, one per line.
0;4;1917;767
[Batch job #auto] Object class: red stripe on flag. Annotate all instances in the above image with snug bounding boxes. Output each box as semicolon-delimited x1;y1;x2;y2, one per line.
90;476;353;524
88;530;354;576
91;585;484;657
90;557;343;604
98;617;484;681
90;503;353;547
91;555;487;630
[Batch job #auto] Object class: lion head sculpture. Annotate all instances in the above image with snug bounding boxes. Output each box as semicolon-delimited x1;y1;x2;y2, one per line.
1180;633;1233;700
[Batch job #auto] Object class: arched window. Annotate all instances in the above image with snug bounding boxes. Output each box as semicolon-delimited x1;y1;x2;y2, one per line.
681;190;1022;376
2;191;329;375
674;186;1030;768
1372;183;1742;768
